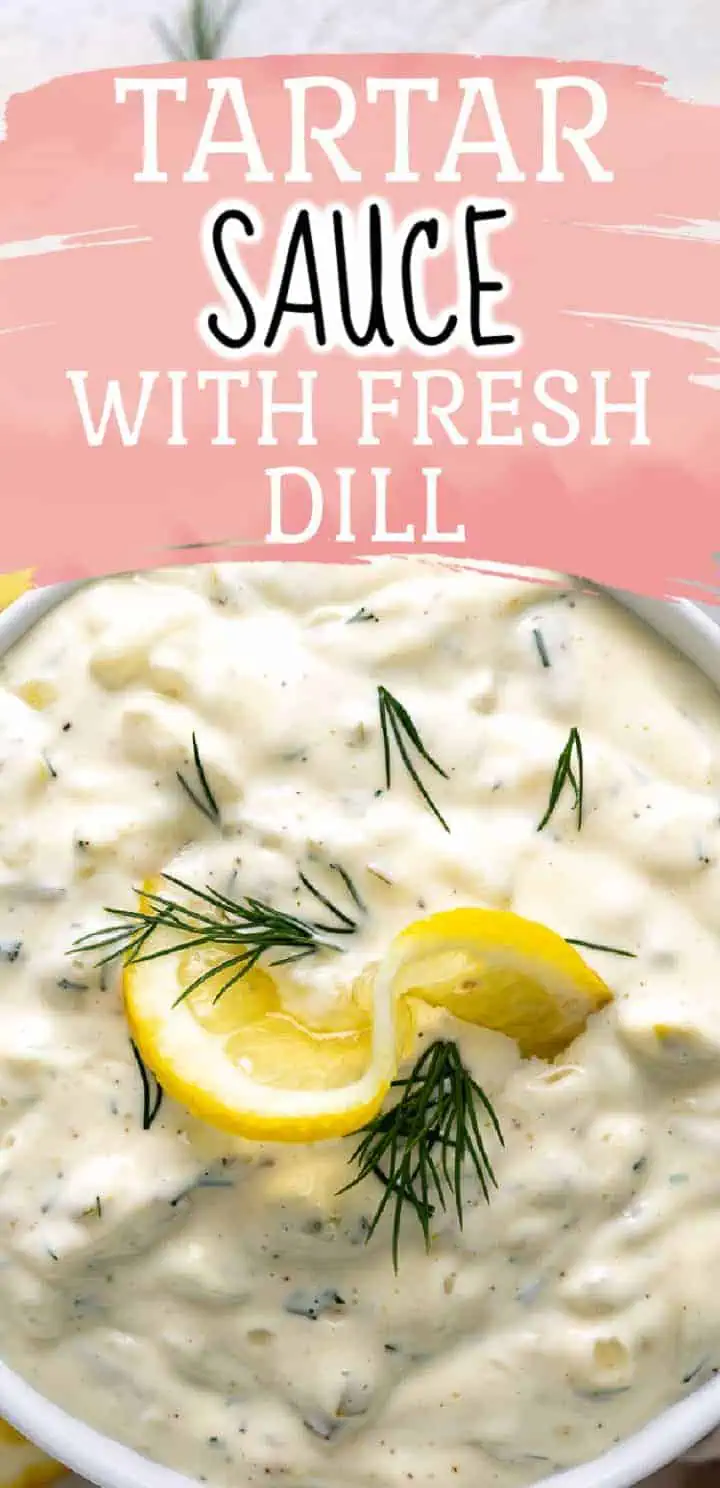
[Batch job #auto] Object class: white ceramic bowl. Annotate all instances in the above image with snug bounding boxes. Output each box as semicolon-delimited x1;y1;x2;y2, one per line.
1;578;720;1488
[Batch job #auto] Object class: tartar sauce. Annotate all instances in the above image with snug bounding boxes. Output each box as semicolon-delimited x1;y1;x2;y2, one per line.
0;559;719;1488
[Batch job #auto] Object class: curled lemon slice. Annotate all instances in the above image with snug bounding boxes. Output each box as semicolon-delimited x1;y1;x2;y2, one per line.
124;885;413;1143
388;907;613;1059
124;885;612;1142
0;1421;64;1488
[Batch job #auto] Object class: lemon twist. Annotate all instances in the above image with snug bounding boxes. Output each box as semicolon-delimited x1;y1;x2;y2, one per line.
124;890;612;1143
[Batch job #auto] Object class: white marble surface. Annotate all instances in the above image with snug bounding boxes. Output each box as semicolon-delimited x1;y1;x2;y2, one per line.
0;0;720;108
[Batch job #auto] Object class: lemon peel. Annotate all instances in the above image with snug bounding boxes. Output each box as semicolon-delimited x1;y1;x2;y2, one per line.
123;886;612;1142
390;906;613;1059
124;883;409;1142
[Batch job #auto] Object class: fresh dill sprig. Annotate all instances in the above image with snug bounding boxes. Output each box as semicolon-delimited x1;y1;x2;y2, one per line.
340;1039;503;1271
565;936;636;959
377;686;450;833
156;0;241;60
532;627;551;668
177;733;220;826
72;865;362;1006
537;727;584;833
130;1038;164;1130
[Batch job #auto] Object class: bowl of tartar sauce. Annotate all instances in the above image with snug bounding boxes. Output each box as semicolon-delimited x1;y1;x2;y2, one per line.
1;560;720;1488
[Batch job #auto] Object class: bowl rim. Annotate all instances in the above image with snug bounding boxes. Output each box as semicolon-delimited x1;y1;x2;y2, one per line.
1;575;720;1488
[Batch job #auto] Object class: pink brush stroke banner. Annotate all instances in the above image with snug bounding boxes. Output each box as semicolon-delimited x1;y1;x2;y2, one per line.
0;54;719;600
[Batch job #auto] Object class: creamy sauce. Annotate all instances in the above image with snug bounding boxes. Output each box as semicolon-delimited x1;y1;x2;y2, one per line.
1;559;720;1488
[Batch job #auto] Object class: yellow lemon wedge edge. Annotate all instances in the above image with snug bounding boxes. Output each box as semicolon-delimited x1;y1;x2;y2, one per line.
0;1421;64;1488
389;907;613;1060
124;882;414;1143
124;888;613;1142
0;572;33;612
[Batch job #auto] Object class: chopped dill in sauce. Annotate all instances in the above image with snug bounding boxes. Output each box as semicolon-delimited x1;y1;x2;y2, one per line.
130;1039;164;1131
6;558;720;1485
176;733;221;826
538;727;584;833
72;864;362;1006
565;937;636;959
532;628;551;669
347;607;379;625
169;1168;235;1207
284;1287;345;1320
